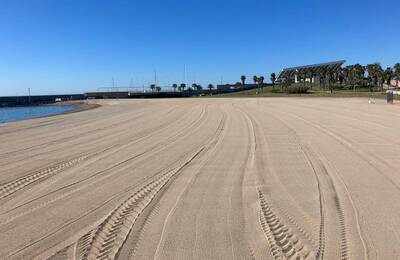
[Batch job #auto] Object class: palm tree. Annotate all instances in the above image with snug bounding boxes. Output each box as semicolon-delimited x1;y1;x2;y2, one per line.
343;64;363;90
253;76;258;85
394;63;400;87
150;84;156;92
172;83;178;92
197;84;203;90
155;86;161;92
366;64;377;90
240;75;246;88
342;66;351;87
353;64;366;91
385;67;393;88
253;76;258;94
258;76;265;93
349;66;358;91
270;73;276;89
366;63;382;87
328;71;335;93
306;70;313;88
319;67;327;90
207;84;214;95
192;83;197;91
180;83;186;91
338;69;345;85
334;67;342;86
375;65;384;90
298;70;306;86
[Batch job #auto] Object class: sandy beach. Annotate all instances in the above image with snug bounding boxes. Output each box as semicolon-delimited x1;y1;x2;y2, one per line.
0;98;399;259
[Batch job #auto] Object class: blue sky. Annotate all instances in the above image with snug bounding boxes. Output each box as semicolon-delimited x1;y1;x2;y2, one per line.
1;0;399;96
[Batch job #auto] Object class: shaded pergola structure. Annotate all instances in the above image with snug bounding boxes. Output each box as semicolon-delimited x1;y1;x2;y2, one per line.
277;60;346;84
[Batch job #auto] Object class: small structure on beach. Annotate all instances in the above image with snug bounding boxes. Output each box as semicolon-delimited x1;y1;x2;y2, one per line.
277;60;346;84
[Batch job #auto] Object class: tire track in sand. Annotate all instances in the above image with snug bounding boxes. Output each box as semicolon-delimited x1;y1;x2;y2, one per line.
46;110;227;260
0;105;208;225
0;146;115;200
264;109;351;260
8;145;206;259
0;107;185;201
0;104;157;156
276;110;373;259
84;148;204;260
152;110;228;260
258;189;313;260
0;106;180;167
237;105;320;259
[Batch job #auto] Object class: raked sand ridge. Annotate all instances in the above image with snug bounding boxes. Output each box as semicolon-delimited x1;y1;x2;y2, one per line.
0;98;399;259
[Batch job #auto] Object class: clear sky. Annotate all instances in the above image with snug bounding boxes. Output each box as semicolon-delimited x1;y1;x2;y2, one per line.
1;0;399;96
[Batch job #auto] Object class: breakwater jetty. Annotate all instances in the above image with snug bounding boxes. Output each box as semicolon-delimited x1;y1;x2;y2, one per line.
0;94;84;107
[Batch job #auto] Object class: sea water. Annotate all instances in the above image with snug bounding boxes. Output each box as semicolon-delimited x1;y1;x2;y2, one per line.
0;105;77;123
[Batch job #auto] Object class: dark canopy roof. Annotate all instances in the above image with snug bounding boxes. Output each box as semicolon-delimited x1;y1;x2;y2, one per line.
277;60;346;80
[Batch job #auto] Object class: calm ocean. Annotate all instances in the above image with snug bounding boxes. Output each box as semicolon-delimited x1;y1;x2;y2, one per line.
0;105;77;123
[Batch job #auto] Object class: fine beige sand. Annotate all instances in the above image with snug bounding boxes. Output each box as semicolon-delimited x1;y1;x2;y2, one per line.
1;98;400;259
